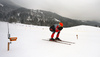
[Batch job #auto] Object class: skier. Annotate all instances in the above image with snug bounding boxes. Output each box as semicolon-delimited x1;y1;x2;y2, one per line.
49;22;63;41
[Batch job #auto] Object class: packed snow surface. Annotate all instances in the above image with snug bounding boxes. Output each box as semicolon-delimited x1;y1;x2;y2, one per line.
0;21;100;57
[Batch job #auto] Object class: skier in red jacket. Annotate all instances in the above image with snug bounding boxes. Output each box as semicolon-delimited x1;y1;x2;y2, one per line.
49;22;63;41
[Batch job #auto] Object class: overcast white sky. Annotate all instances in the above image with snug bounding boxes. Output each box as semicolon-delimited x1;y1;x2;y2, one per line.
10;0;100;21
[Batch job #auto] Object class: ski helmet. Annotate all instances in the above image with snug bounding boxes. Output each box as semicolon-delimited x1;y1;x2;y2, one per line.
59;22;63;27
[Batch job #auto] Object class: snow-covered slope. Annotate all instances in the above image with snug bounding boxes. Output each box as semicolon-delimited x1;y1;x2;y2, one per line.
0;21;100;57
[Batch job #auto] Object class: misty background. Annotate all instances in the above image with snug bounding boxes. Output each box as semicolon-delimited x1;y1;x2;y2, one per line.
0;0;100;27
10;0;100;22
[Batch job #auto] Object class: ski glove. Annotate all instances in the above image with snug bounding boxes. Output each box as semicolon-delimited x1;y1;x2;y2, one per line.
58;27;63;30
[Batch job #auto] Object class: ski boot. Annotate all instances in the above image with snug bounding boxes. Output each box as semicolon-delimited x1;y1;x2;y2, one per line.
55;38;62;41
49;38;55;41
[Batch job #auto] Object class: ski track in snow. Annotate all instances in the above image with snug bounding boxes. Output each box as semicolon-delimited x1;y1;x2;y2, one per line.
0;21;100;57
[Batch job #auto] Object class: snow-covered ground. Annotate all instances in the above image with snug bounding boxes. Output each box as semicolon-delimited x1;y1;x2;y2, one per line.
0;21;100;57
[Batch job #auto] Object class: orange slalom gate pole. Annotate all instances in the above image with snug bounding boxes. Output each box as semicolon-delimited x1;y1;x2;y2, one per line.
76;35;78;39
8;42;10;51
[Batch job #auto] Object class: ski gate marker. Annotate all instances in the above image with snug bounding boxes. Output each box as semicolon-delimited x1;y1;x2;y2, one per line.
7;22;17;51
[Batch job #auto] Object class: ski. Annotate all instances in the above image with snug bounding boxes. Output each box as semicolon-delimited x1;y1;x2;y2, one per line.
42;39;72;45
59;40;75;44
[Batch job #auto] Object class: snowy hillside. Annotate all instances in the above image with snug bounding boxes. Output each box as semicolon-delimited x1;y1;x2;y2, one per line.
0;21;100;57
0;3;4;7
